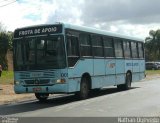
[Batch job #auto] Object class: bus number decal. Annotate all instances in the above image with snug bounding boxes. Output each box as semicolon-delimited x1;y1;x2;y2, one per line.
61;73;68;77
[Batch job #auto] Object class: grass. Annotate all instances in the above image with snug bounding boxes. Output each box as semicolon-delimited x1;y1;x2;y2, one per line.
0;70;160;85
145;70;160;75
0;71;14;84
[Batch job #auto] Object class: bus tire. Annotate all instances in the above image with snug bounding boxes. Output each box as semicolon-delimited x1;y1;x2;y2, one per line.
117;72;132;90
35;93;49;102
79;77;89;99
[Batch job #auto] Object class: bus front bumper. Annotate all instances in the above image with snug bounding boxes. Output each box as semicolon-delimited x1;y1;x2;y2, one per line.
14;84;68;94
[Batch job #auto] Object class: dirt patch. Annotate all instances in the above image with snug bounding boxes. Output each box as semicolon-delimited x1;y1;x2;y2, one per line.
0;84;34;105
145;74;160;80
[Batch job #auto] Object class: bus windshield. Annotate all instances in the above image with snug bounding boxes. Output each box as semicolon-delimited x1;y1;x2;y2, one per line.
14;35;66;71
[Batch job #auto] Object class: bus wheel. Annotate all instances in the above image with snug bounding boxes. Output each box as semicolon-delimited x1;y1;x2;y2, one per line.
117;72;132;90
79;77;89;99
125;72;132;89
35;93;49;102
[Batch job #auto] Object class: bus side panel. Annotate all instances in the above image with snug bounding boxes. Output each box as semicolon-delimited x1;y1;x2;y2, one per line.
92;59;105;88
92;76;105;89
132;60;140;82
139;59;145;80
67;78;81;92
125;60;133;73
68;59;93;92
139;60;145;72
105;59;116;86
93;59;105;76
116;59;125;85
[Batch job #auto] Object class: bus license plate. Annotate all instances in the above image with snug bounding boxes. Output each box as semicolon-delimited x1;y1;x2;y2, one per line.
31;72;43;77
33;87;42;92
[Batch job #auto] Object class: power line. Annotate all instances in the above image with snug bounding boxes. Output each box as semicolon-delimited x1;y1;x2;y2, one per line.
0;0;16;7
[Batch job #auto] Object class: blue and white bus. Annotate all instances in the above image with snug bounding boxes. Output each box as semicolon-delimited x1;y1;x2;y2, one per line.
13;23;145;101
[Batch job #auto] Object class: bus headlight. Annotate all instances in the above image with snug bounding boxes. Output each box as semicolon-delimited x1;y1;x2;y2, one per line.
15;81;20;85
14;80;25;85
56;79;66;83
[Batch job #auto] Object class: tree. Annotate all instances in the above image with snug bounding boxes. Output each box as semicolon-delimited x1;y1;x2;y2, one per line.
0;32;9;70
145;29;160;61
0;23;13;70
7;31;13;50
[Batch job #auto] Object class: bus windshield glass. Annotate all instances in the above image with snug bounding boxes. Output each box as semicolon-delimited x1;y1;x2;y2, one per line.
14;35;66;71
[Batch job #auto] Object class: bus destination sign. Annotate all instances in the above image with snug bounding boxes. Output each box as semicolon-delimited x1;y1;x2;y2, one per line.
14;24;62;38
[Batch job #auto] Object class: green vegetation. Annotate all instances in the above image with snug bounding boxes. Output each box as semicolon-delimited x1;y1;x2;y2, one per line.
0;71;14;84
145;70;160;75
145;29;160;61
0;23;13;70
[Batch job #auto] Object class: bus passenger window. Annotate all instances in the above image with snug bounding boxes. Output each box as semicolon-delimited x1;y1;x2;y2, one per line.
123;41;131;58
92;35;103;57
67;35;79;67
138;43;144;58
79;33;91;57
131;42;138;58
67;36;79;56
114;39;123;58
103;37;114;57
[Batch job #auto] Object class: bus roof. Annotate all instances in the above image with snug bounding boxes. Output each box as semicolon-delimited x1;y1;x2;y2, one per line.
63;23;144;42
14;22;143;42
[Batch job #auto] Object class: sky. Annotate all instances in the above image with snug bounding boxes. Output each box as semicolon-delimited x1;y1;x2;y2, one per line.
0;0;160;39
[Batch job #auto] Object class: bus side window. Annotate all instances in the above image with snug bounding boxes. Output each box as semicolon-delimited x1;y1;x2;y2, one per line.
131;42;138;58
91;35;103;57
103;37;114;57
67;35;79;67
138;42;144;58
123;40;131;58
79;33;92;57
114;39;124;58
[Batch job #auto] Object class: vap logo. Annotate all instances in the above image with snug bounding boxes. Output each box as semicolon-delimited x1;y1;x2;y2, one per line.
108;63;115;68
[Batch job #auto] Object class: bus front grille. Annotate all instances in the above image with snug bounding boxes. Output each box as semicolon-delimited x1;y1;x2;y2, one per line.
25;79;50;85
19;70;55;79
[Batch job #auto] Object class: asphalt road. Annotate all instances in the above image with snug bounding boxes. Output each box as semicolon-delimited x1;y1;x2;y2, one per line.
0;78;160;117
